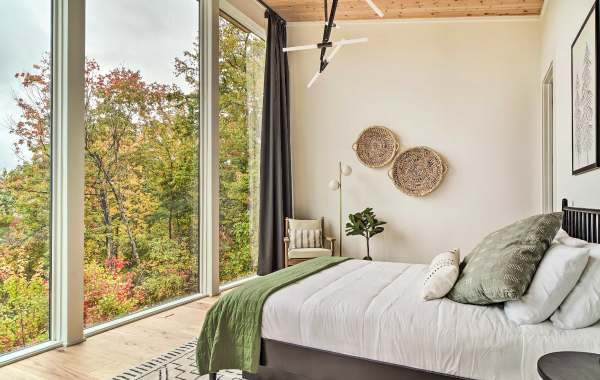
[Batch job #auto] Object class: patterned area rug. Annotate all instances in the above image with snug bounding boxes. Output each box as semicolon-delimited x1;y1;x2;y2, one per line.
112;341;244;380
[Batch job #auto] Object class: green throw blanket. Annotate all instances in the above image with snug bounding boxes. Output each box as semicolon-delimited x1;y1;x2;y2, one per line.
196;256;350;375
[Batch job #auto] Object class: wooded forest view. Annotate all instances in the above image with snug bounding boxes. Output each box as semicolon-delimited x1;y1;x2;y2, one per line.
0;15;265;355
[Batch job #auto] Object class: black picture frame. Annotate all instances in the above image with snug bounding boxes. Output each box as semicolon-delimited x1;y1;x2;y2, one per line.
572;1;600;175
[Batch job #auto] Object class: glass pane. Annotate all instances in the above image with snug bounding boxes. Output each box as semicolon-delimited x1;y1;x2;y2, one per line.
0;0;52;354
218;15;266;284
84;0;200;327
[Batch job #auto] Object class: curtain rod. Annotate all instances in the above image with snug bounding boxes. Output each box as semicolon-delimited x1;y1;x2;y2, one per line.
256;0;286;21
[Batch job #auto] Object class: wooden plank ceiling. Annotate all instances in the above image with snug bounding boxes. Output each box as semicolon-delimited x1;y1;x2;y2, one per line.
264;0;545;22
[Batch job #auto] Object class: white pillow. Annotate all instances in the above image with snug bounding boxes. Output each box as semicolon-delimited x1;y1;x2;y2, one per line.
551;243;600;329
553;228;588;247
422;249;460;301
504;244;589;325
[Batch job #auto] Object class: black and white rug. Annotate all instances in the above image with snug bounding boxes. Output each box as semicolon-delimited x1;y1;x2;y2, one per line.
112;341;244;380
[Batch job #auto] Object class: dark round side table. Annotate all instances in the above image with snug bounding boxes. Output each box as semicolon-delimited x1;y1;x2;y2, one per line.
538;352;600;380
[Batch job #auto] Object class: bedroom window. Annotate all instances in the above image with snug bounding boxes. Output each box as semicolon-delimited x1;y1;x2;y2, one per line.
0;0;53;355
218;13;266;284
83;0;201;328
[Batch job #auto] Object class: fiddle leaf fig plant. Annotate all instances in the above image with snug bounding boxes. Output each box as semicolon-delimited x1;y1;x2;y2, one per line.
345;208;386;261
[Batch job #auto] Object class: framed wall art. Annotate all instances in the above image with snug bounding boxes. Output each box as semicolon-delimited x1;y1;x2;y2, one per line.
572;1;600;174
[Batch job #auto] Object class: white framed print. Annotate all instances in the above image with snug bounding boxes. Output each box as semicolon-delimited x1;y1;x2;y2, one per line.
572;1;600;175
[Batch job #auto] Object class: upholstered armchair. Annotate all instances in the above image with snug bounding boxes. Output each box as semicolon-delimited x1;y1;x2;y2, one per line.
283;217;336;267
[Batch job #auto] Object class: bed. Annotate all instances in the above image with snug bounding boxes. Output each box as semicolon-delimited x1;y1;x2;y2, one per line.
209;199;600;380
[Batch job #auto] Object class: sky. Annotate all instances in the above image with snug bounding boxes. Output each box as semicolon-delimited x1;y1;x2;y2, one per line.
0;0;198;171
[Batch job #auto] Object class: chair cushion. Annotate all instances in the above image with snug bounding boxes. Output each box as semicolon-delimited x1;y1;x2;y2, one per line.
288;219;323;249
288;248;332;259
289;229;322;249
288;219;321;230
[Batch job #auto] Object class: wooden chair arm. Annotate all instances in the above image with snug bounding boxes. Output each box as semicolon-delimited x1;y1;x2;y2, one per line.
283;237;290;267
325;236;336;256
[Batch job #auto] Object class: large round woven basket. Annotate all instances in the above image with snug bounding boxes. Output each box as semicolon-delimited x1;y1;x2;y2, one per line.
352;126;399;168
388;146;447;197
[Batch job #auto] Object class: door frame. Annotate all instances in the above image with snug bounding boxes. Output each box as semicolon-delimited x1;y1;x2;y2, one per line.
542;63;555;213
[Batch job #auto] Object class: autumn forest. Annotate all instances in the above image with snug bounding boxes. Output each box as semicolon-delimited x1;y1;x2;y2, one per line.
0;16;265;354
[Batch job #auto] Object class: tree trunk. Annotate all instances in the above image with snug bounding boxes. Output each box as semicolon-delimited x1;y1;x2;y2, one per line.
108;183;139;265
98;188;115;261
89;152;139;265
169;209;173;240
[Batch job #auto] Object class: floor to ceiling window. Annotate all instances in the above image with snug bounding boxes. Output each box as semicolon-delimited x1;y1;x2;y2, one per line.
0;0;257;364
218;13;266;284
0;0;52;355
83;0;200;327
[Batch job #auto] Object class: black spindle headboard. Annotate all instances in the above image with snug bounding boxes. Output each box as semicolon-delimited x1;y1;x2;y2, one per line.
562;199;600;243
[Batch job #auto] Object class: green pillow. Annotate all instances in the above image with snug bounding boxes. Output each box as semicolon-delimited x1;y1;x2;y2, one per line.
447;213;563;305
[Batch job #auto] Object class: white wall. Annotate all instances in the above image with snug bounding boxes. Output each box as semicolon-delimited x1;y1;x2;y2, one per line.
288;19;542;263
541;0;600;210
226;0;267;30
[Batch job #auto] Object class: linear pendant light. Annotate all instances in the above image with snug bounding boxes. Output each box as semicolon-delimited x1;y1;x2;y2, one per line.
282;0;385;88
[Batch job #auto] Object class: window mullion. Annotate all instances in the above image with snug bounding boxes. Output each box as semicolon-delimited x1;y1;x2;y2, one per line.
199;0;221;296
51;0;86;347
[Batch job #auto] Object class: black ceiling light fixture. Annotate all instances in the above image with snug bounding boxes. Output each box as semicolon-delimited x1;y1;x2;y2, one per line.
283;0;384;88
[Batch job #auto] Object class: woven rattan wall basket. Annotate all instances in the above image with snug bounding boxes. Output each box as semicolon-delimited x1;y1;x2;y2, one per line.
352;126;399;168
388;146;448;197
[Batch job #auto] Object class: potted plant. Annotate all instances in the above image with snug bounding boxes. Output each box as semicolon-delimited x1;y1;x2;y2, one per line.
345;208;386;261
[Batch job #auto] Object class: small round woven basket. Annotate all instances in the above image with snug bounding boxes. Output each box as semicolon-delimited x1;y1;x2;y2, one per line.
352;126;399;168
388;146;447;197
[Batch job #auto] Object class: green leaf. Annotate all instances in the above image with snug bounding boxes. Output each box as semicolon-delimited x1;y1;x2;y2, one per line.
344;207;385;240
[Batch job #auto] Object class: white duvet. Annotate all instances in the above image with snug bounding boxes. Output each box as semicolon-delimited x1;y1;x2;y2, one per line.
261;260;600;380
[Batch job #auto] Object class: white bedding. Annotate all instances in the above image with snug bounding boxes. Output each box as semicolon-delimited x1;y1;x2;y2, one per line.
261;260;600;380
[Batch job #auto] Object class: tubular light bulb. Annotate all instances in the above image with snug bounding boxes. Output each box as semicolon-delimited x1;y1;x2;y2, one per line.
365;0;384;17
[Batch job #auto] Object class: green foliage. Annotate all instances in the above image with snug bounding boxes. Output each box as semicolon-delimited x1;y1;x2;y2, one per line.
0;16;265;354
345;208;386;238
0;276;49;350
96;294;137;322
139;275;186;305
345;208;386;259
136;239;196;304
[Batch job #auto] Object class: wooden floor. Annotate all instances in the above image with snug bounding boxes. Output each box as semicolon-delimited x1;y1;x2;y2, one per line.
0;296;219;380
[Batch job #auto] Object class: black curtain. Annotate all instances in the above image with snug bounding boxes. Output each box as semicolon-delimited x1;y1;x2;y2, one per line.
258;10;292;275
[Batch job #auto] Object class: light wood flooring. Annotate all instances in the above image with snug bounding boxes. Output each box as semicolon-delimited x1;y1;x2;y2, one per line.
0;296;219;380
